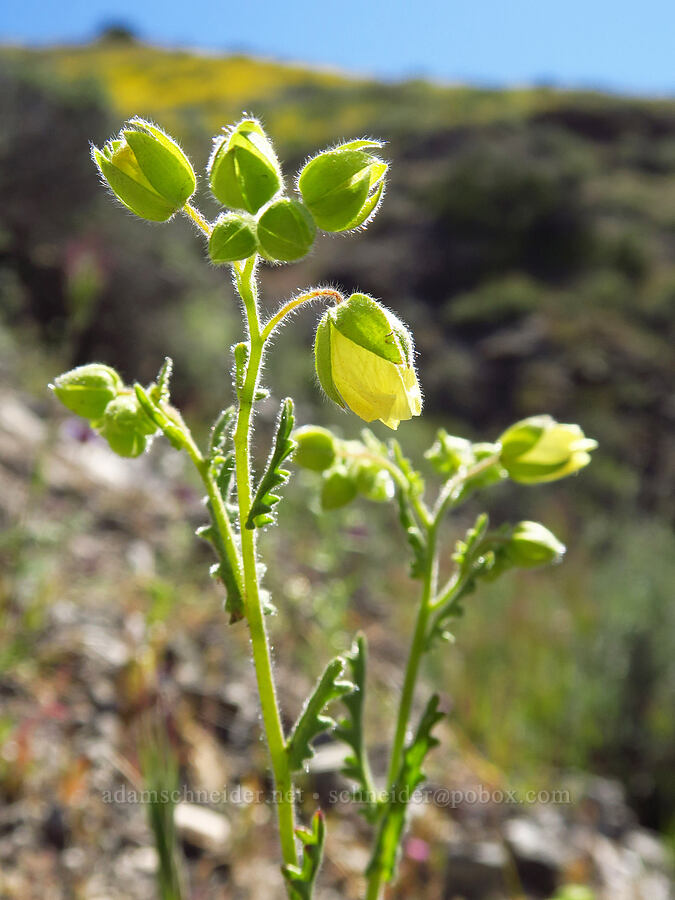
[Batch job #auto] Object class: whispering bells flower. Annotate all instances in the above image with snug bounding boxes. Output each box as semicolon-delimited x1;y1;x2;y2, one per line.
314;293;422;430
499;415;597;484
92;118;196;221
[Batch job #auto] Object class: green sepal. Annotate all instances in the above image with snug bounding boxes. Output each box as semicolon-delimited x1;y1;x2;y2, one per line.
95;150;176;222
246;398;296;529
314;314;344;408
208;214;258;264
124;126;196;209
334;634;379;820
298;146;387;232
332;294;405;365
51;363;123;420
96;392;157;458
209;118;282;214
498;416;551;463
281;810;326;900
257;198;316;263
366;695;443;884
286;657;354;773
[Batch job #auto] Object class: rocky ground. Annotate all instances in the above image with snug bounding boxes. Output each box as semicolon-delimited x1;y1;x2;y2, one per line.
0;389;672;899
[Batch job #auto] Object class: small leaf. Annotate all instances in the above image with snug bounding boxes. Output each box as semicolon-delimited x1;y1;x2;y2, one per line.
396;492;427;579
334;634;378;819
426;514;495;647
281;810;326;900
148;357;173;406
134;383;184;451
196;516;244;623
209;406;236;458
286;657;354;773
366;695;443;884
391;440;425;498
246;398;296;529
233;341;249;393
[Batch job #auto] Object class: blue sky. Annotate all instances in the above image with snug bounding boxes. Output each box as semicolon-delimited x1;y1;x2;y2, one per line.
2;0;673;96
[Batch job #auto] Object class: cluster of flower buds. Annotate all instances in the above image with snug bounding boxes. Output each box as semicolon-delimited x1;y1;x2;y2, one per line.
426;416;596;488
206;121;388;264
293;426;394;510
92;115;387;264
51;364;157;457
314;293;422;430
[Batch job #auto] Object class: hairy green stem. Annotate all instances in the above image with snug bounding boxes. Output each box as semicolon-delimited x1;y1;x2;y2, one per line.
366;455;501;898
182;202;212;236
232;257;299;870
261;287;344;342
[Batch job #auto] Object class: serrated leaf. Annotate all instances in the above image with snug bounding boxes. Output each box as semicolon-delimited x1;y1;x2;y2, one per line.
391;439;424;498
281;810;326;900
366;695;443;884
209;406;236;458
148;356;173;406
196;515;244;623
246;398;296;530
233;341;249;393
396;491;427;579
334;634;378;819
286;657;354;773
134;383;185;451
426;514;496;647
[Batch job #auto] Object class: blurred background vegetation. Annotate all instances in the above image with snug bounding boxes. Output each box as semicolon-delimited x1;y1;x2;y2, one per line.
0;27;674;896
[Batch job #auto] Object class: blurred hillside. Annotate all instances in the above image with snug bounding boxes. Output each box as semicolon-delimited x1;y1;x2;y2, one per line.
1;33;674;849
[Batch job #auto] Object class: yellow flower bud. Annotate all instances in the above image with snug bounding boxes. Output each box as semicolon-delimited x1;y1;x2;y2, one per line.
314;293;422;431
92;118;196;222
499;415;597;483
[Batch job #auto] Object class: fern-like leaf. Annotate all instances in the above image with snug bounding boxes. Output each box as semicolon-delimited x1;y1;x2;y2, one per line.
246;398;296;530
281;811;326;900
196;517;244;623
286;657;354;773
427;513;493;646
366;695;443;884
334;634;378;819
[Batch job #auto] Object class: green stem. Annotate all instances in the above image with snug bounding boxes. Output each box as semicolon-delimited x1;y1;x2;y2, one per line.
261;288;344;342
384;525;438;789
232;257;298;870
365;522;438;900
182;202;212;236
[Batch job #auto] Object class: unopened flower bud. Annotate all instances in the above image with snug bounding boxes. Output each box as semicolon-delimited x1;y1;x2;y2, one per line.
51;364;123;419
256;198;316;262
293;426;337;472
298;140;387;232
499;415;597;484
208;118;282;214
92;118;196;221
208;213;258;264
505;521;566;567
314;293;422;430
97;394;157;458
321;466;357;510
355;463;395;502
